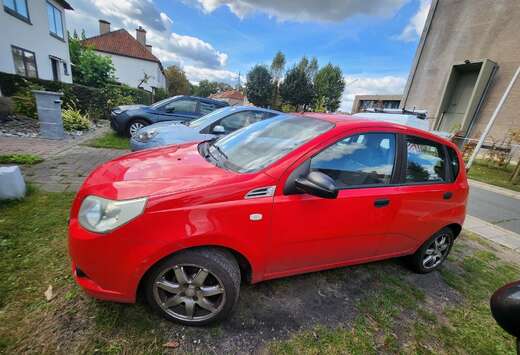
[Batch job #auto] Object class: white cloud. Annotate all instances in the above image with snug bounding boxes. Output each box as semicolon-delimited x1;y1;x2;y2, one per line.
184;65;238;85
396;0;431;42
190;0;407;22
340;75;407;112
67;0;232;75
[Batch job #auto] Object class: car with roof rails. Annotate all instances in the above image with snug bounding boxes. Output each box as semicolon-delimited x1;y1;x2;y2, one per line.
130;106;281;151
110;95;229;137
69;113;468;325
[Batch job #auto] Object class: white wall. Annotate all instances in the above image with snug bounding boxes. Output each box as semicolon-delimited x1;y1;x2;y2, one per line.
0;0;72;83
96;52;166;91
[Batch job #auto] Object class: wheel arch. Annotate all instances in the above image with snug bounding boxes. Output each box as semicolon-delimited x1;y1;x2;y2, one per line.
126;117;151;132
445;223;462;239
136;245;253;300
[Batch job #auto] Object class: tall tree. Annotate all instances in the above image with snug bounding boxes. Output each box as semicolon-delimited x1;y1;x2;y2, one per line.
280;65;314;111
192;80;232;97
246;65;273;108
270;51;286;108
164;65;191;96
314;63;345;112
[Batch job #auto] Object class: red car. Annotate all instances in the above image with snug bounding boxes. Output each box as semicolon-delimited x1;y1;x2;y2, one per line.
68;113;468;325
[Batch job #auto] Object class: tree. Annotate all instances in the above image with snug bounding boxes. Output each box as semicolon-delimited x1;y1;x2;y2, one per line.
68;32;116;88
314;63;345;112
270;51;286;108
280;65;314;111
192;80;232;97
246;65;273;107
164;65;191;96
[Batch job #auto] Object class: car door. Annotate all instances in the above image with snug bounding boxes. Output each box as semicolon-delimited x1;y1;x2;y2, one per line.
381;135;464;255
266;131;402;276
160;98;199;122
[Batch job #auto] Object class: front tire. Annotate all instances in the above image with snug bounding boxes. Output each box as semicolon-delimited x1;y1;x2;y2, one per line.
144;248;241;326
127;119;149;137
409;228;454;274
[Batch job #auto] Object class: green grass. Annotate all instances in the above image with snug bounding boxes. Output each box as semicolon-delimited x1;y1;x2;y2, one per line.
0;189;164;353
270;246;519;354
84;132;130;150
0;153;44;165
468;160;520;192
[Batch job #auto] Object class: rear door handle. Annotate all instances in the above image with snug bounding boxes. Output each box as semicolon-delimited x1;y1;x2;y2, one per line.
443;192;453;200
374;198;390;208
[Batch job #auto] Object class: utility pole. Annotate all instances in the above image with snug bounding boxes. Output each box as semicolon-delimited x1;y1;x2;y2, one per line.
466;66;520;170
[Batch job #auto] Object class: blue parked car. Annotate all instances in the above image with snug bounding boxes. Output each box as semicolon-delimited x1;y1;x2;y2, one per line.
130;106;281;151
110;95;229;137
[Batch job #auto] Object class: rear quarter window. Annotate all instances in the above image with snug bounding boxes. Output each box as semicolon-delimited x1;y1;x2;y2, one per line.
405;136;447;183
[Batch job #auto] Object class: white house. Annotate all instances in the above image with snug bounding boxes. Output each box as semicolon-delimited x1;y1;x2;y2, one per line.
0;0;74;83
82;20;166;92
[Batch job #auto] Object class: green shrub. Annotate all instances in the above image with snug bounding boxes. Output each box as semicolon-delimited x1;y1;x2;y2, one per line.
11;83;42;119
62;105;91;131
0;96;14;119
153;88;168;102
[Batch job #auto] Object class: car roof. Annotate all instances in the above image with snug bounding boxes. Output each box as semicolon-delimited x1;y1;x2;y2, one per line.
176;95;229;106
296;112;456;148
224;105;281;114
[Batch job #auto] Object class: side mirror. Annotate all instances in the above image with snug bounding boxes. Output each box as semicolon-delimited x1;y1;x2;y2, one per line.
490;280;520;353
212;125;226;134
295;171;338;199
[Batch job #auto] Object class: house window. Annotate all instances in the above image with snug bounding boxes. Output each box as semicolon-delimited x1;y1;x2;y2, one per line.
47;2;63;39
3;0;30;22
11;46;37;78
63;62;69;76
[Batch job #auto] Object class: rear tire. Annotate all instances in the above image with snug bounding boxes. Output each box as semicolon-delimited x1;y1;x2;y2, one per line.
144;248;241;326
127;119;149;137
409;228;454;274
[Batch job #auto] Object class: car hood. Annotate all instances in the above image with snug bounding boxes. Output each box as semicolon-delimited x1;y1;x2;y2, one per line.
141;122;214;144
81;143;239;200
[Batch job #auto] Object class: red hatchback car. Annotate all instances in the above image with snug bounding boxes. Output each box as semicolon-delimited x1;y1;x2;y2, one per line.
69;114;468;325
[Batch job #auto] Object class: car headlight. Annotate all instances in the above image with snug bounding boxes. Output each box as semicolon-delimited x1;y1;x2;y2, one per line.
135;129;159;142
78;196;147;233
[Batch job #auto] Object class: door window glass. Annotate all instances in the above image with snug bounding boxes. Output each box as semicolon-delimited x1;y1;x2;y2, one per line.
447;147;460;181
405;136;446;183
165;99;197;113
199;102;217;115
311;133;396;188
216;111;267;133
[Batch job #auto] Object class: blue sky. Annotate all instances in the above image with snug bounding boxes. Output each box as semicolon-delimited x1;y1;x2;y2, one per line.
66;0;431;111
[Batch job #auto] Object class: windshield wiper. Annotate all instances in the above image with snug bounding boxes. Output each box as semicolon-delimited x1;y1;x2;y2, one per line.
211;144;228;160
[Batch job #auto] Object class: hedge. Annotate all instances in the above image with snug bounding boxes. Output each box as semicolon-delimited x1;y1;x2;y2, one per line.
0;72;153;120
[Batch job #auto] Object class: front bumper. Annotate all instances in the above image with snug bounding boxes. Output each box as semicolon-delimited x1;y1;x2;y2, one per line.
110;112;127;134
68;214;172;303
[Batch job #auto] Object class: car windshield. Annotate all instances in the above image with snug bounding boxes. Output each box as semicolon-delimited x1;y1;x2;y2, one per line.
205;115;333;173
150;96;179;109
188;107;230;128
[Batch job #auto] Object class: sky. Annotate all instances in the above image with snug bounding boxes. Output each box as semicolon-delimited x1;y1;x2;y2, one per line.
66;0;431;111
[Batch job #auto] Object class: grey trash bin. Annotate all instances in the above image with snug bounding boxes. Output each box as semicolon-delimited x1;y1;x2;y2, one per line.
32;90;65;139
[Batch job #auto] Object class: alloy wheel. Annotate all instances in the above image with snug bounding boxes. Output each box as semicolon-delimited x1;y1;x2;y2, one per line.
152;264;226;322
422;233;451;269
129;122;144;137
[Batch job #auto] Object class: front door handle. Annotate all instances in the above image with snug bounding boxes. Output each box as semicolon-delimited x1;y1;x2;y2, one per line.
443;192;453;200
374;198;390;208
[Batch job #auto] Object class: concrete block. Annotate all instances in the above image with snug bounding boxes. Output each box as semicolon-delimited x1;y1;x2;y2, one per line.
0;166;26;200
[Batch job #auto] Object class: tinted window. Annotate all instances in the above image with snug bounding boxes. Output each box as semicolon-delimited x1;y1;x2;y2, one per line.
165;99;197;113
447;147;460;181
209;115;333;173
405;136;446;183
199;102;217;115
311;133;396;188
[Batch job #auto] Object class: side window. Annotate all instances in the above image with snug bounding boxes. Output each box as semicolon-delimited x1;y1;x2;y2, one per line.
447;147;460;182
165;99;197;113
215;111;266;133
405;136;446;183
199;102;216;115
310;133;396;188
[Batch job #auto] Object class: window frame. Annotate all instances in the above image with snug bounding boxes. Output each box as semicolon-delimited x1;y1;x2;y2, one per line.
3;0;30;24
397;134;453;186
11;45;38;78
47;1;64;40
